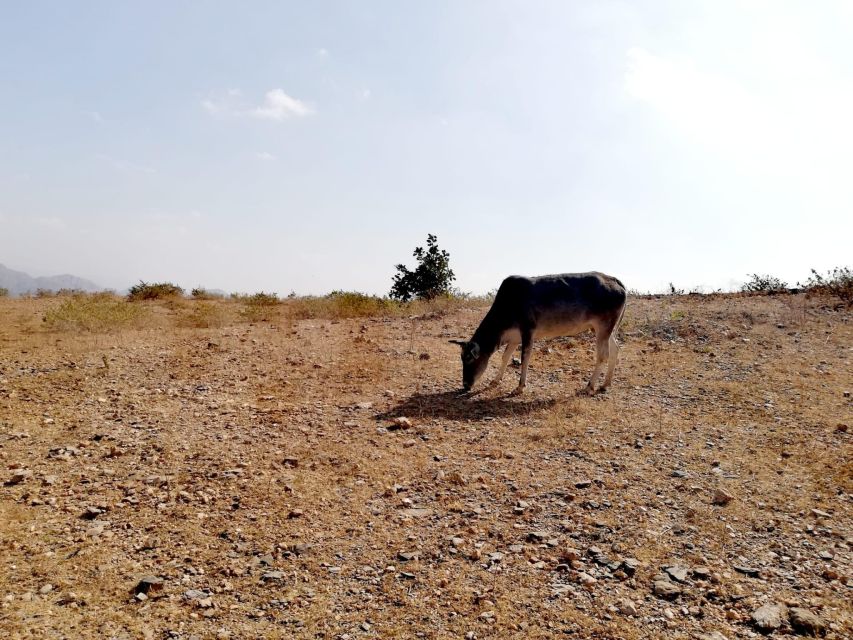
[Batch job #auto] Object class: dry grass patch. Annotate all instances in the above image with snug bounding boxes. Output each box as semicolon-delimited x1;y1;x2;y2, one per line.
42;293;147;332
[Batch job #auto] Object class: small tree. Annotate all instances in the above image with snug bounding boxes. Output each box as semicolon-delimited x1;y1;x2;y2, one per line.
390;234;456;301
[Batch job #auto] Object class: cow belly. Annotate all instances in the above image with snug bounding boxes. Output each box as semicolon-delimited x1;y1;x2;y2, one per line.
534;321;590;340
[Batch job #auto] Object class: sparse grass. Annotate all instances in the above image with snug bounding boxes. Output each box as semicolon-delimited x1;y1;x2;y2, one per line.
177;301;229;328
127;280;184;301
42;292;146;332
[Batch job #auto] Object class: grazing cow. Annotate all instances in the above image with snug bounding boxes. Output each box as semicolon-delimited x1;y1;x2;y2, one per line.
450;272;627;395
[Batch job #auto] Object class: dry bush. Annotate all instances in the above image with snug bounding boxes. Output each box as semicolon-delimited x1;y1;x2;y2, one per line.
190;287;224;300
285;291;398;320
801;266;852;304
238;291;281;322
127;281;184;301
42;293;147;332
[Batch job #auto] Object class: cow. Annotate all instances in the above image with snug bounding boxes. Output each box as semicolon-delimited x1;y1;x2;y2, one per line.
450;272;627;395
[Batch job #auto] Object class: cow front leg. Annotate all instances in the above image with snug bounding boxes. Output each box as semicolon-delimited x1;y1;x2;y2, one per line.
510;333;533;396
488;341;519;389
583;334;610;395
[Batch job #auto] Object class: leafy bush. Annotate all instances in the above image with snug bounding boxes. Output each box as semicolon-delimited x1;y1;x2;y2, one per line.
741;273;788;293
0;287;8;297
43;293;145;332
800;267;852;304
127;281;184;301
390;234;455;301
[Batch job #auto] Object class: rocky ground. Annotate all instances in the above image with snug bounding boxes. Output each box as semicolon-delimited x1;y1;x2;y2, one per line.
0;293;850;639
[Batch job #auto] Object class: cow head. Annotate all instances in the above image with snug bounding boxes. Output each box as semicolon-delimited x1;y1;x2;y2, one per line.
449;340;489;391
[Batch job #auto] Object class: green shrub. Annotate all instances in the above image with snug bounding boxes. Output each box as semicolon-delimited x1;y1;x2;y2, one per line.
0;287;8;297
127;281;184;301
390;234;456;301
43;293;145;332
741;273;788;293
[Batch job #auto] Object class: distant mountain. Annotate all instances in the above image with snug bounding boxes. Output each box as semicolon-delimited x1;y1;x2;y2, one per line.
0;264;102;296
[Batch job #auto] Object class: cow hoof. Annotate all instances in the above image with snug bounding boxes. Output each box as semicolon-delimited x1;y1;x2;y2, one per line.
579;386;595;396
509;386;525;397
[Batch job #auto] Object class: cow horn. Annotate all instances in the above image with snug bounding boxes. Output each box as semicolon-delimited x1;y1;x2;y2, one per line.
448;339;467;346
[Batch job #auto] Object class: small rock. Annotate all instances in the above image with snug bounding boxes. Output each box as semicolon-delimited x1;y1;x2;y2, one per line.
621;558;640;576
575;572;597;587
788;607;826;636
82;506;104;520
5;470;33;486
751;603;786;632
733;565;760;578
133;576;164;595
711;489;733;506
389;417;413;430
261;571;284;582
574;479;592;489
39;584;54;595
692;566;711;580
287;509;303;519
810;509;830;519
618;598;638;616
653;580;681;600
561;547;581;563
665;566;690;583
696;633;729;640
397;551;419;562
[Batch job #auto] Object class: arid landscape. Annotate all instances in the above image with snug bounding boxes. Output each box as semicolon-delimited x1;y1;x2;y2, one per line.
1;291;850;639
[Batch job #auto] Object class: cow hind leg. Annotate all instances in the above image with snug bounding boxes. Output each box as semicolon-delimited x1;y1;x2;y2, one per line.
510;332;533;396
602;334;619;390
583;334;610;395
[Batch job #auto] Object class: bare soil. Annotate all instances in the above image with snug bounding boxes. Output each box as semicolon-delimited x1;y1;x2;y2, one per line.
1;293;850;639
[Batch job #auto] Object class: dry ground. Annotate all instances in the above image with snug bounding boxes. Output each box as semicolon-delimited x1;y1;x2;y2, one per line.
0;293;850;639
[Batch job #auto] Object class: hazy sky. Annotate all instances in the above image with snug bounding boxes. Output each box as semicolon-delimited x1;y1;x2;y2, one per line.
1;1;851;295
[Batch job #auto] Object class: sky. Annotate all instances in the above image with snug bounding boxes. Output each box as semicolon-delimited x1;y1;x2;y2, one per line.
1;1;851;295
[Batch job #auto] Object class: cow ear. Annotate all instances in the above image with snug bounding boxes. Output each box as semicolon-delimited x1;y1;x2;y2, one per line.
448;339;467;347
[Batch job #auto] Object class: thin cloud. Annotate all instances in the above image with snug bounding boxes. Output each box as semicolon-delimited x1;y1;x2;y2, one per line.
255;151;276;161
250;89;313;120
202;89;314;121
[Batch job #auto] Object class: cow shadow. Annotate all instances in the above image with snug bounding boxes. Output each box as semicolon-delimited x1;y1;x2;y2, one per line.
377;388;558;422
